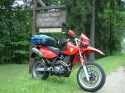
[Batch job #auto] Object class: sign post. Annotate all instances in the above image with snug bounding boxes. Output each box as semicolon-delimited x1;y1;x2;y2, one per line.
29;0;37;74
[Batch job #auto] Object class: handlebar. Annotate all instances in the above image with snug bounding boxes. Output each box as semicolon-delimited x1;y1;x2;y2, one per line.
62;31;83;47
62;30;76;38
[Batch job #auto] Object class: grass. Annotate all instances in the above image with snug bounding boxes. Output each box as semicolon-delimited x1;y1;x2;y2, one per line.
0;53;125;93
96;52;125;75
0;64;81;93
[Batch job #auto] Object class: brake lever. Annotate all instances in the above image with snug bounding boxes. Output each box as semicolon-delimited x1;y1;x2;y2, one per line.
62;32;66;34
62;32;69;36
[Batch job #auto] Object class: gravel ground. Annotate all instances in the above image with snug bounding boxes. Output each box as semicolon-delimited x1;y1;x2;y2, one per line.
96;67;125;93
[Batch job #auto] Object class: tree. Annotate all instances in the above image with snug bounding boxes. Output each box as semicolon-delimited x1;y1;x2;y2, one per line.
0;0;32;64
89;0;95;62
64;0;91;34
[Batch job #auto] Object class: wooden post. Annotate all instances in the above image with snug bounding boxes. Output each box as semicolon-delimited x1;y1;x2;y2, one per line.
32;0;37;36
29;0;37;73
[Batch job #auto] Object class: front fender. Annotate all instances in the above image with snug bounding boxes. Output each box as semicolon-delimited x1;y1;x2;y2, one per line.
82;46;105;55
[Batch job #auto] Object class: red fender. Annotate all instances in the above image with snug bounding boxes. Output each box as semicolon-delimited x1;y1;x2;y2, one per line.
72;54;88;65
72;46;104;65
82;46;105;55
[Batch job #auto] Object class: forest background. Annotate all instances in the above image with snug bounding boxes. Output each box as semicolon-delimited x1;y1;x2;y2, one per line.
0;0;125;64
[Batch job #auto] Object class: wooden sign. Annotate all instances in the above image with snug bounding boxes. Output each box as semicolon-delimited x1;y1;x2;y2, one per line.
36;11;67;28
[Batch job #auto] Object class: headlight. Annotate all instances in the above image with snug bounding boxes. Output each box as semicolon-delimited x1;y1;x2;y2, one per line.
85;40;90;45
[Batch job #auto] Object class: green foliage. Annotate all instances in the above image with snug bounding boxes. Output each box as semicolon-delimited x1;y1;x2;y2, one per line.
0;0;32;64
95;1;125;56
64;0;91;35
64;0;125;57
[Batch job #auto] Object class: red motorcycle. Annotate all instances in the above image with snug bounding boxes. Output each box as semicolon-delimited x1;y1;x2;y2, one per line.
31;26;106;92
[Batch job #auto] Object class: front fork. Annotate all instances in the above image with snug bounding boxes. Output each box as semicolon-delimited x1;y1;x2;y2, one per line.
80;57;90;81
75;38;90;81
79;51;90;81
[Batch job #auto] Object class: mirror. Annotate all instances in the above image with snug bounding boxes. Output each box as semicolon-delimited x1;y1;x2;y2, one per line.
62;22;68;27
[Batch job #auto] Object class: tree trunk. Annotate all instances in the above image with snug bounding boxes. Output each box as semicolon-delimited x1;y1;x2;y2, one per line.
89;0;95;62
109;1;115;55
109;15;112;55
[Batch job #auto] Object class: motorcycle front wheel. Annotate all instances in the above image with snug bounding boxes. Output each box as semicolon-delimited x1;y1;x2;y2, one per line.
32;59;49;80
77;62;106;92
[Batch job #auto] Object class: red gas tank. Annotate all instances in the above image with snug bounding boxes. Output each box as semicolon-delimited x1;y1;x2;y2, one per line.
61;42;79;55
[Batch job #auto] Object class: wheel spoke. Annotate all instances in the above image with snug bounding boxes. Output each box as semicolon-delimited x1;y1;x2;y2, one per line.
32;59;45;79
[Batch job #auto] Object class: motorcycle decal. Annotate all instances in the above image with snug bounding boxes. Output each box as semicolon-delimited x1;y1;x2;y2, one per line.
70;48;74;53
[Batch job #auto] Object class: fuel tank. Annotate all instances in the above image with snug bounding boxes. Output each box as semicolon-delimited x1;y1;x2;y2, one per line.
61;42;79;55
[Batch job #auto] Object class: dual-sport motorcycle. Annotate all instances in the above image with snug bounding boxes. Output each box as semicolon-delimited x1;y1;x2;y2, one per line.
30;23;106;92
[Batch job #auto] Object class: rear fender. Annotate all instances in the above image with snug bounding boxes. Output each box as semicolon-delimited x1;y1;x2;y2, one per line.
40;47;57;58
32;45;58;58
82;46;105;55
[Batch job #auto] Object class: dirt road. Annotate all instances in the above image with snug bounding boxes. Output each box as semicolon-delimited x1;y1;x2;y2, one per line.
96;67;125;93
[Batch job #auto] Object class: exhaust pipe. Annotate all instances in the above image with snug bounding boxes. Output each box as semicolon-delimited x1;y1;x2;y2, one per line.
32;47;42;57
36;67;52;71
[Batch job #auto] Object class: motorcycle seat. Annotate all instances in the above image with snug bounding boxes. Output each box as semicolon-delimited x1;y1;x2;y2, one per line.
47;46;60;55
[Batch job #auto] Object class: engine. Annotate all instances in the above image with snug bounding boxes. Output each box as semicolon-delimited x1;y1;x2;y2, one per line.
52;56;72;76
53;64;65;74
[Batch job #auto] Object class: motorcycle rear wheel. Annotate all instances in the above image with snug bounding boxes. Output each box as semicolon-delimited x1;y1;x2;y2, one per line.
77;62;106;92
32;59;49;80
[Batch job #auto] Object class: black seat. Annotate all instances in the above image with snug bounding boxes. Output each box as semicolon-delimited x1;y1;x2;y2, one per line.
58;39;68;50
47;46;60;55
